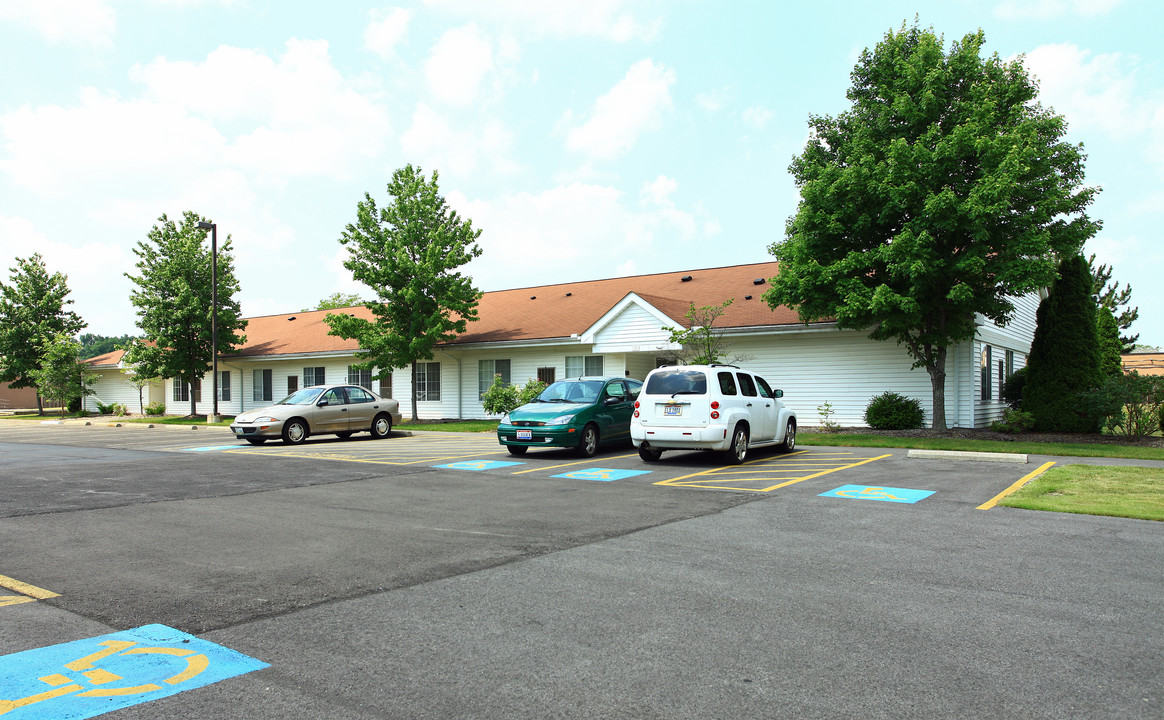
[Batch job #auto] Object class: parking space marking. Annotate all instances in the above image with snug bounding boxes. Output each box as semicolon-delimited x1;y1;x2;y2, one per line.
0;574;58;608
654;451;892;492
435;460;524;471
551;468;652;482
222;435;507;466
510;453;638;475
0;624;267;719
977;460;1057;510
820;485;936;504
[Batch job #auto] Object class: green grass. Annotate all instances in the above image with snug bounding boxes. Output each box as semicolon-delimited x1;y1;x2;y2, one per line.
398;419;499;433
799;432;1164;461
999;465;1164;521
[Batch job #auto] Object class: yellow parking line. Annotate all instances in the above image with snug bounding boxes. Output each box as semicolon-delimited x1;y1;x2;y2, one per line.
977;461;1056;510
655;452;891;493
0;574;59;600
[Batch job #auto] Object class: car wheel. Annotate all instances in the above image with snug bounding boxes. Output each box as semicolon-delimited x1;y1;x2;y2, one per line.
245;438;266;446
370;413;392;439
723;425;748;465
638;444;662;462
576;424;599;458
336;431;353;440
507;445;528;456
282;418;309;445
779;419;797;452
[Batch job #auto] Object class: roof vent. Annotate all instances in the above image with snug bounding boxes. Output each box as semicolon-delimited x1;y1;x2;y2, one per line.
753;278;765;285
530;296;536;300
680;275;692;282
288;316;296;321
566;292;572;297
744;295;753;300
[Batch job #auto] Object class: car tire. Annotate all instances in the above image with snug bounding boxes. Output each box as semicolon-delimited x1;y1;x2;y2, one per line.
336;431;353;440
723;425;748;465
576;424;599;458
638;444;662;462
282;418;309;445
370;413;392;439
507;445;528;456
245;438;266;445
779;419;797;452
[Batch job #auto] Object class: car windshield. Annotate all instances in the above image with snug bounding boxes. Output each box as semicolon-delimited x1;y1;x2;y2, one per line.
277;387;326;405
645;369;707;396
535;380;604;404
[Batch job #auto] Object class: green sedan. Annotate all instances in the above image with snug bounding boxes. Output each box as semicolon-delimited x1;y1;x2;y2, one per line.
497;376;643;457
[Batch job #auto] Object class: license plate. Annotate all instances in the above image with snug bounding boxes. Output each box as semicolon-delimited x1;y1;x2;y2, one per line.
664;405;682;416
516;429;532;440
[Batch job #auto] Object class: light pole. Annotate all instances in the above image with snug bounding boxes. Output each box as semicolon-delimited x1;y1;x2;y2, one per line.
196;220;219;424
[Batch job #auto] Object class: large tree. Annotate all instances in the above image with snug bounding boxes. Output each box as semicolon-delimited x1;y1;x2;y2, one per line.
325;164;483;421
0;253;87;414
124;212;247;416
30;332;99;416
764;23;1100;430
1088;254;1138;351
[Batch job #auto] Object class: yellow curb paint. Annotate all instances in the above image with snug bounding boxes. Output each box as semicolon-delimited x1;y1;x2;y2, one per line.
0;573;59;599
977;461;1057;510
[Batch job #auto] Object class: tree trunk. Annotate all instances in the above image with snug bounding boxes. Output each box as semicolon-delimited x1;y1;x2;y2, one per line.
410;359;419;422
926;346;948;431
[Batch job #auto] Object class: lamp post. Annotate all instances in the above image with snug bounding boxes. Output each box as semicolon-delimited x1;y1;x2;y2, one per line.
196;221;219;424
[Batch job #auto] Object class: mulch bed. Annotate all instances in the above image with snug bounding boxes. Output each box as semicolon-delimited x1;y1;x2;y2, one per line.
812;426;1164;448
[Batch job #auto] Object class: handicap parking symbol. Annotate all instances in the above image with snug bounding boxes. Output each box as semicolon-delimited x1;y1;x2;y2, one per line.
819;484;935;504
0;623;267;719
435;460;524;471
551;468;652;482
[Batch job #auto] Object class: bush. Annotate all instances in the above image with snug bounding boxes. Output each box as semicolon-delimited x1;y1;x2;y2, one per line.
95;401;115;414
481;375;547;416
111;403;129;416
1000;367;1027;410
864;391;925;430
817;401;840;432
67;397;82;413
145;401;166;416
1078;371;1164;440
990;409;1036;433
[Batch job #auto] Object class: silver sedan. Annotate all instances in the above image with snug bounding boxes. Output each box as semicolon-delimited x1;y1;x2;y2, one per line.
230;384;403;445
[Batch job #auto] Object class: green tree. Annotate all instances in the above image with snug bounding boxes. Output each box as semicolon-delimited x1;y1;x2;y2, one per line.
0;253;87;414
1022;255;1102;432
124;212;247;416
325;165;484;421
663;300;753;365
78;333;138;359
764;23;1099;431
302;292;365;312
29;332;99;416
1088;254;1138;351
1096;305;1123;378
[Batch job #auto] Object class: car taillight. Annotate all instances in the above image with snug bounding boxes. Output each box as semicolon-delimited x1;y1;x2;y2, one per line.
634;400;640;408
634;410;640;418
710;401;720;409
710;411;719;419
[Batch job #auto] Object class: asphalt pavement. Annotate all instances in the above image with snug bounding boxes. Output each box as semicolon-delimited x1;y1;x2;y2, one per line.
0;421;1160;719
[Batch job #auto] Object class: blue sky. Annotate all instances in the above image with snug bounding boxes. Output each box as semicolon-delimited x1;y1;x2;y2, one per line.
1;0;1160;346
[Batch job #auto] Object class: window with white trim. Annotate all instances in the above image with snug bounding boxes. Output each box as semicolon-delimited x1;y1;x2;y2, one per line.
253;369;273;402
348;365;373;390
477;359;511;399
415;362;441;401
565;355;603;377
217;371;231;401
303;367;326;387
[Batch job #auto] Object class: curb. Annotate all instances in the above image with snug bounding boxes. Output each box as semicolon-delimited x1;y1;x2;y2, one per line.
907;449;1028;464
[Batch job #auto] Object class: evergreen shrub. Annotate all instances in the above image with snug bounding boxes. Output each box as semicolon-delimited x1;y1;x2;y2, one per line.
864;392;924;430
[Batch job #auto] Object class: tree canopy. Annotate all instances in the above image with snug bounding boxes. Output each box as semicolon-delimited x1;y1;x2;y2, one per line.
325;164;484;421
124;212;247;416
0;253;87;413
1088;254;1138;351
764;22;1100;430
303;292;365;312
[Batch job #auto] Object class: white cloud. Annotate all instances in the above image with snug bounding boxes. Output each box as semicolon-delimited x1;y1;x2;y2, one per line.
742;106;774;129
420;0;659;42
564;59;676;161
450;179;713;291
0;0;116;47
424;24;495;106
400;102;520;178
993;0;1123;19
697;88;730;112
365;7;412;60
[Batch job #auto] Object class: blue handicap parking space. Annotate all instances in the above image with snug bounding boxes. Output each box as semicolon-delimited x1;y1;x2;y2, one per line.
435;460;525;471
0;623;267;719
551;468;652;482
819;484;935;504
182;446;242;452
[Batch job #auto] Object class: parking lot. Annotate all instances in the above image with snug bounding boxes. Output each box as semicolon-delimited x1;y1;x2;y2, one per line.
1;421;1161;719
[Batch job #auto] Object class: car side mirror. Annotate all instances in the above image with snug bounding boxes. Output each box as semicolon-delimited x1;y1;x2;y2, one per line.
605;396;621;405
774;389;784;398
318;400;329;407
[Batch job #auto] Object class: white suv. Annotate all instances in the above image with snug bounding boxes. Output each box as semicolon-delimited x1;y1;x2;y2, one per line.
631;364;796;464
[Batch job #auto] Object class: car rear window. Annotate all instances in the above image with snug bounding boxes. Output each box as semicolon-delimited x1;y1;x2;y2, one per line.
645;369;707;395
